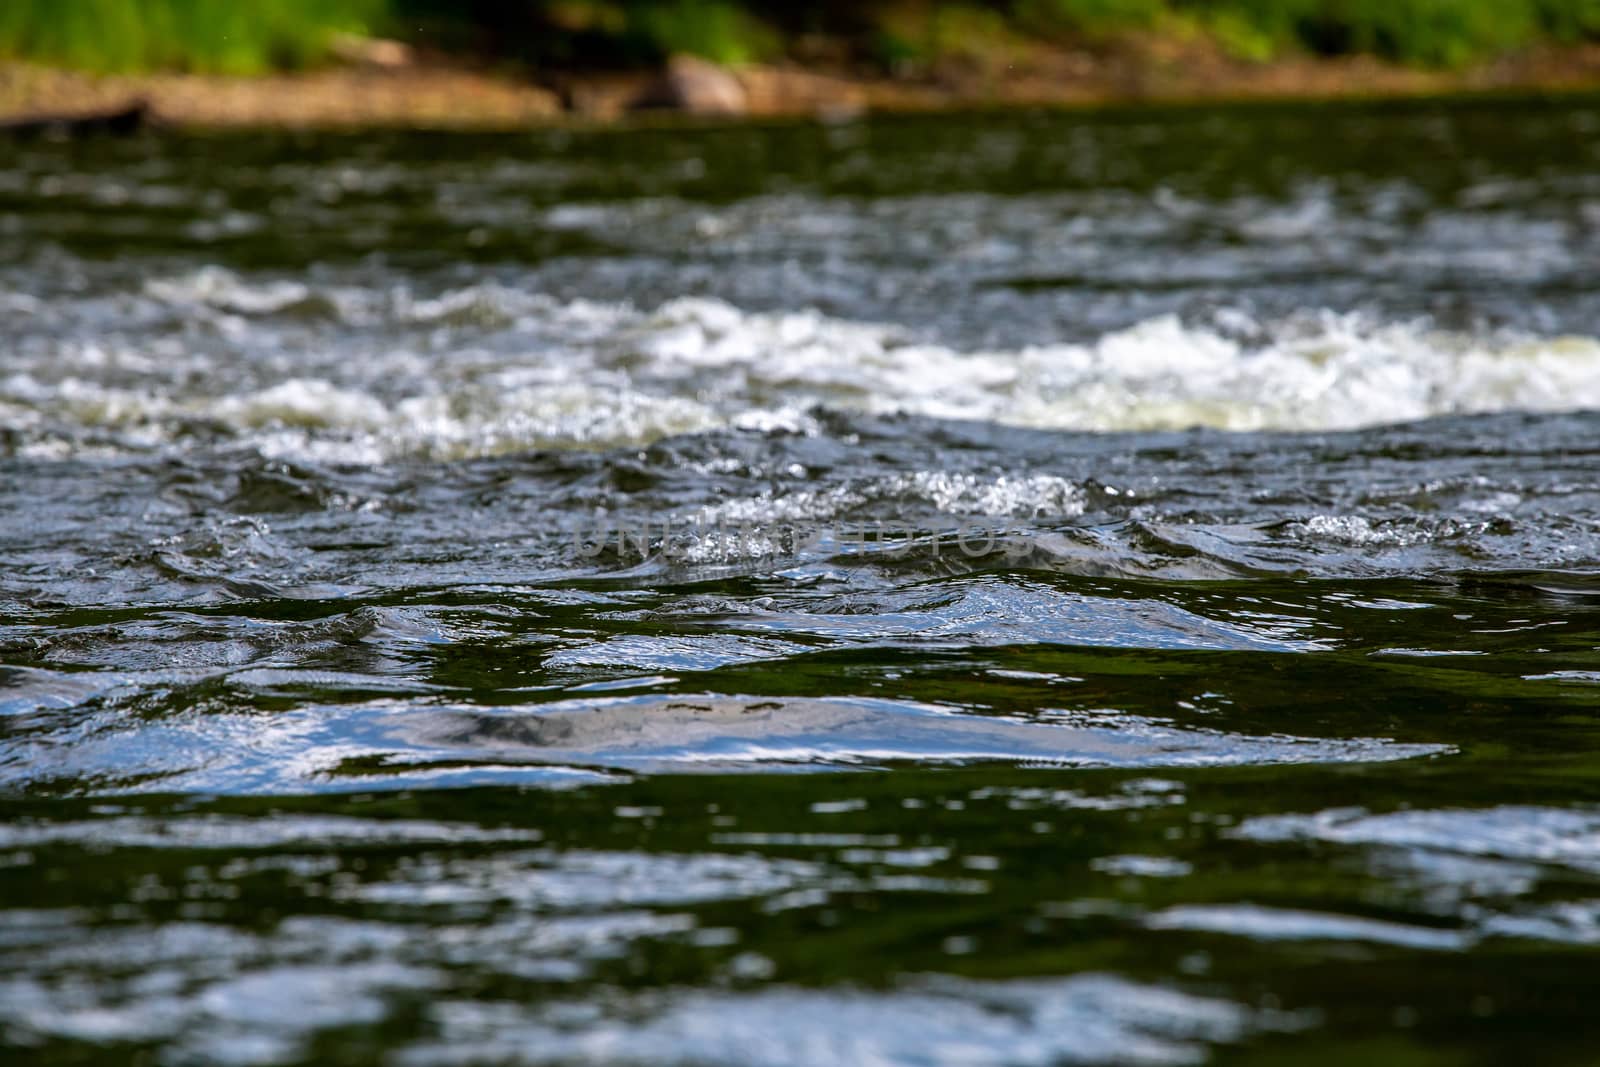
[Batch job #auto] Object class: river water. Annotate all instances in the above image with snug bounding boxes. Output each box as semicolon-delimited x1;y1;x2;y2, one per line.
2;98;1600;1064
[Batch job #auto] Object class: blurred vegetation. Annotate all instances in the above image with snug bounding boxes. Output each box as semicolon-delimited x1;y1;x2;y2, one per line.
1177;0;1600;66
4;0;1600;74
0;0;383;74
391;0;780;68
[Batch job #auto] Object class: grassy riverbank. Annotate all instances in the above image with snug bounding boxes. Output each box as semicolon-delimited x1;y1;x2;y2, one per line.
6;0;1600;73
6;1;1600;127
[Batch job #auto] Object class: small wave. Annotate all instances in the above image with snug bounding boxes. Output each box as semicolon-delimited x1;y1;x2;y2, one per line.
0;816;543;850
1232;805;1600;873
397;975;1286;1067
0;693;1446;795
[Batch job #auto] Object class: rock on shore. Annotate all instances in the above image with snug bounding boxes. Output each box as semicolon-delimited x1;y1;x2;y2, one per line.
632;54;749;116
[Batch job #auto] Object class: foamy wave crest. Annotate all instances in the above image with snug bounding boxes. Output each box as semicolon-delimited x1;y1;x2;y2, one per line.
7;273;1599;461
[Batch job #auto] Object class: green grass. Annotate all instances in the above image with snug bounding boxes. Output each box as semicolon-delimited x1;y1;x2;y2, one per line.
627;0;778;65
865;0;1600;68
0;0;382;74
1016;0;1169;36
1005;0;1600;64
1175;0;1600;64
3;0;1600;74
1538;0;1600;38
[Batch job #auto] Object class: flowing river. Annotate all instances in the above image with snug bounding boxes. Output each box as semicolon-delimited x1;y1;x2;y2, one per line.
3;97;1600;1065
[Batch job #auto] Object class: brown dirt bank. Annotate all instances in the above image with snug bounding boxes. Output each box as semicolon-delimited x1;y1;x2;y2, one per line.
6;36;1600;131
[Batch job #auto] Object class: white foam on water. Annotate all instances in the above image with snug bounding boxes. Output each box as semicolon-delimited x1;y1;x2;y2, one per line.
693;472;1088;527
9;273;1600;461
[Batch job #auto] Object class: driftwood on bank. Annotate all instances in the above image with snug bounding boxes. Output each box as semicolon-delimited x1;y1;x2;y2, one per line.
0;100;150;139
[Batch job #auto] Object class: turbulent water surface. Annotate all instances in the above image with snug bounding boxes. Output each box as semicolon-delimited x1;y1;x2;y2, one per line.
4;98;1600;1065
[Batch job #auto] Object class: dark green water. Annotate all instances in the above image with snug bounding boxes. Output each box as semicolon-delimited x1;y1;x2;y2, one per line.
3;98;1600;1065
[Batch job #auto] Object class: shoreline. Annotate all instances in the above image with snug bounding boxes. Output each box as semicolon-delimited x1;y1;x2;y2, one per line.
6;38;1600;132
